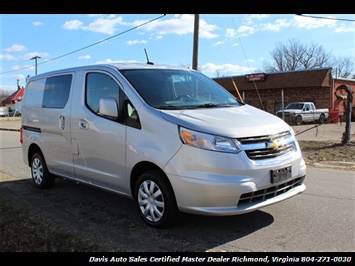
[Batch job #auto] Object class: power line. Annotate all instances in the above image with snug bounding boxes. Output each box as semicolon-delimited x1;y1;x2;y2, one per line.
296;14;355;22
1;14;166;75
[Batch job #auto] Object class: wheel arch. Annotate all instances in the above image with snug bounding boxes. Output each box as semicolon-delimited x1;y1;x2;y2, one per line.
130;161;167;196
27;143;43;166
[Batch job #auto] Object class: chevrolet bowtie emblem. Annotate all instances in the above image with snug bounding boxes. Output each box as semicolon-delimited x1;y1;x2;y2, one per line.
269;142;280;149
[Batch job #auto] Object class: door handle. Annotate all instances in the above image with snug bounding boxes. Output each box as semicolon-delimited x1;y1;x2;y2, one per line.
59;115;65;130
79;119;89;130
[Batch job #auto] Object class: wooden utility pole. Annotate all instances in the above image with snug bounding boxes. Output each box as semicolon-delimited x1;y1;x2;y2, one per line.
30;56;41;75
192;14;199;71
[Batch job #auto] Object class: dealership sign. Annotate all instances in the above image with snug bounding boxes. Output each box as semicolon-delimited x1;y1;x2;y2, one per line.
245;73;266;81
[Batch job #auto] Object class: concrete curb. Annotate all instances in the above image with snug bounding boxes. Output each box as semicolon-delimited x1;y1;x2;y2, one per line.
313;161;355;170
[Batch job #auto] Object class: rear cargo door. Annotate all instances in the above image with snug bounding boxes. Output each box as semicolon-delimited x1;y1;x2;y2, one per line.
38;73;75;178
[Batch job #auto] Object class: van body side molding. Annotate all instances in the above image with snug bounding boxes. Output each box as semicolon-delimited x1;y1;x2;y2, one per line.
22;125;42;133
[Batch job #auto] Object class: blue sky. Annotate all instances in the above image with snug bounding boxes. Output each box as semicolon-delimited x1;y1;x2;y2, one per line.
1;13;354;93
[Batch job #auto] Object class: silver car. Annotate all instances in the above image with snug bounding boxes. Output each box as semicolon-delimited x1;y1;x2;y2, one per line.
0;107;9;117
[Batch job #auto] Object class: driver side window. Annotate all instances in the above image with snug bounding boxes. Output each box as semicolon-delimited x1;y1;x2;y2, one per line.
86;72;119;115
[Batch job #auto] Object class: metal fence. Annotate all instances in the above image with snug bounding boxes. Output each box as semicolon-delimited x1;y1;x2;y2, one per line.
281;108;354;144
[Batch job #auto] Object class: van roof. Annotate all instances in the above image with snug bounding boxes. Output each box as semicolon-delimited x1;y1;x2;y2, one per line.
27;63;194;82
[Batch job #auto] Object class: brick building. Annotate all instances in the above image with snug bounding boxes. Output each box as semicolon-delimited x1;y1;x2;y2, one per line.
213;67;355;121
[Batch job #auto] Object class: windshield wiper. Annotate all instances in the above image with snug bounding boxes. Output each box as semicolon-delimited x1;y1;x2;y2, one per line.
196;103;233;108
155;105;183;110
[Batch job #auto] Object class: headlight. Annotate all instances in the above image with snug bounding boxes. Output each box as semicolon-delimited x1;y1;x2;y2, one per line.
179;127;241;153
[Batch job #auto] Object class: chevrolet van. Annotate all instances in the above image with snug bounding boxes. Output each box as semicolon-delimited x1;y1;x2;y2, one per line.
21;63;306;228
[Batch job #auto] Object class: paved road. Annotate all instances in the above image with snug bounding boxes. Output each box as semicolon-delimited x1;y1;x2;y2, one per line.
1;117;354;142
0;130;354;252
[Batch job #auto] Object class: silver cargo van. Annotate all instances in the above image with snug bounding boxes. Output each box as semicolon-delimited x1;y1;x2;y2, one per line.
21;63;306;228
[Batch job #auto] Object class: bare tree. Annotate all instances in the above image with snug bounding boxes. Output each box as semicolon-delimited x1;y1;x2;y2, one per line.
0;90;11;103
213;69;230;78
263;38;332;72
331;56;355;78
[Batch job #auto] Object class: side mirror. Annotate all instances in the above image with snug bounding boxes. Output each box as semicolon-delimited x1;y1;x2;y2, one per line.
99;97;118;118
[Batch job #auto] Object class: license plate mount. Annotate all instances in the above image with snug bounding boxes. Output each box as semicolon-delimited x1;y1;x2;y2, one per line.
271;166;292;183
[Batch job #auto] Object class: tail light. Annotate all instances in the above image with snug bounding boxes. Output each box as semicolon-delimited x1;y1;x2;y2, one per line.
20;127;23;144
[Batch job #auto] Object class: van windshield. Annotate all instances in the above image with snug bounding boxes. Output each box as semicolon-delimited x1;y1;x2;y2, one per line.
119;69;242;109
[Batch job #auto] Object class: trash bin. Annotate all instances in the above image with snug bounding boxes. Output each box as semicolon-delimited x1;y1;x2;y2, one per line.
329;109;340;124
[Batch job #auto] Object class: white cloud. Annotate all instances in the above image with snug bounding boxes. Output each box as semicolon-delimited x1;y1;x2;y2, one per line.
243;14;269;25
84;17;124;35
61;14;218;39
213;41;224;46
127;40;147;45
260;19;291;32
334;24;355;33
62;20;84;30
10;74;26;80
95;59;139;64
199;19;218;39
78;55;91;60
33;21;42;26
22;52;49;60
225;25;255;38
200;62;256;77
11;64;33;71
62;16;125;35
237;25;255;37
136;14;218;39
226;29;236;38
293;15;337;29
5;44;26;52
0;54;17;61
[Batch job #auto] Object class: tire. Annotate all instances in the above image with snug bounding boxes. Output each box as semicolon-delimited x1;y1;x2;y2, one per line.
30;152;55;189
318;114;326;124
295;115;302;125
134;169;179;228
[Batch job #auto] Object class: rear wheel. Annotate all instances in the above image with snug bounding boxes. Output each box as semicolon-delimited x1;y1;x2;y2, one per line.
30;152;55;189
295;115;302;125
134;169;179;228
319;114;326;124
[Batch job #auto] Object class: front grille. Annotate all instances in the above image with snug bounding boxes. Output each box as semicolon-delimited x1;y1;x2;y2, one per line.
246;144;294;160
237;131;295;160
238;176;305;205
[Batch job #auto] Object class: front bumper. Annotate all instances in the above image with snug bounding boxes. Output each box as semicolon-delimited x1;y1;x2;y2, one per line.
164;145;307;216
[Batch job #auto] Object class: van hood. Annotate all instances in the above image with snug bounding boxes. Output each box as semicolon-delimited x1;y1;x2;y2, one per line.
160;104;290;138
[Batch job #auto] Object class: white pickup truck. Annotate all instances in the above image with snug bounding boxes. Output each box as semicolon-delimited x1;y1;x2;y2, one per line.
276;102;329;125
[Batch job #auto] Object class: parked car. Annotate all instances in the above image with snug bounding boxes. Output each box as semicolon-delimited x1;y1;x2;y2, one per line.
8;109;21;117
21;63;306;228
276;102;329;125
0;107;9;117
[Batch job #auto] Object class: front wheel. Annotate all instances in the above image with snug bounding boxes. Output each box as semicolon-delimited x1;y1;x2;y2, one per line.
30;152;55;189
134;170;179;228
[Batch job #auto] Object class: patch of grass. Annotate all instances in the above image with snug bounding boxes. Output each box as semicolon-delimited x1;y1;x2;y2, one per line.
299;141;355;166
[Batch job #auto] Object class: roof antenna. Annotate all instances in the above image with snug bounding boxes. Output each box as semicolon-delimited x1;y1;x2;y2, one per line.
144;48;154;65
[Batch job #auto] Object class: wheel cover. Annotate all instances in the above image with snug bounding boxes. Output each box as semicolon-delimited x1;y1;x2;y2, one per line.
32;157;43;185
138;180;165;223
